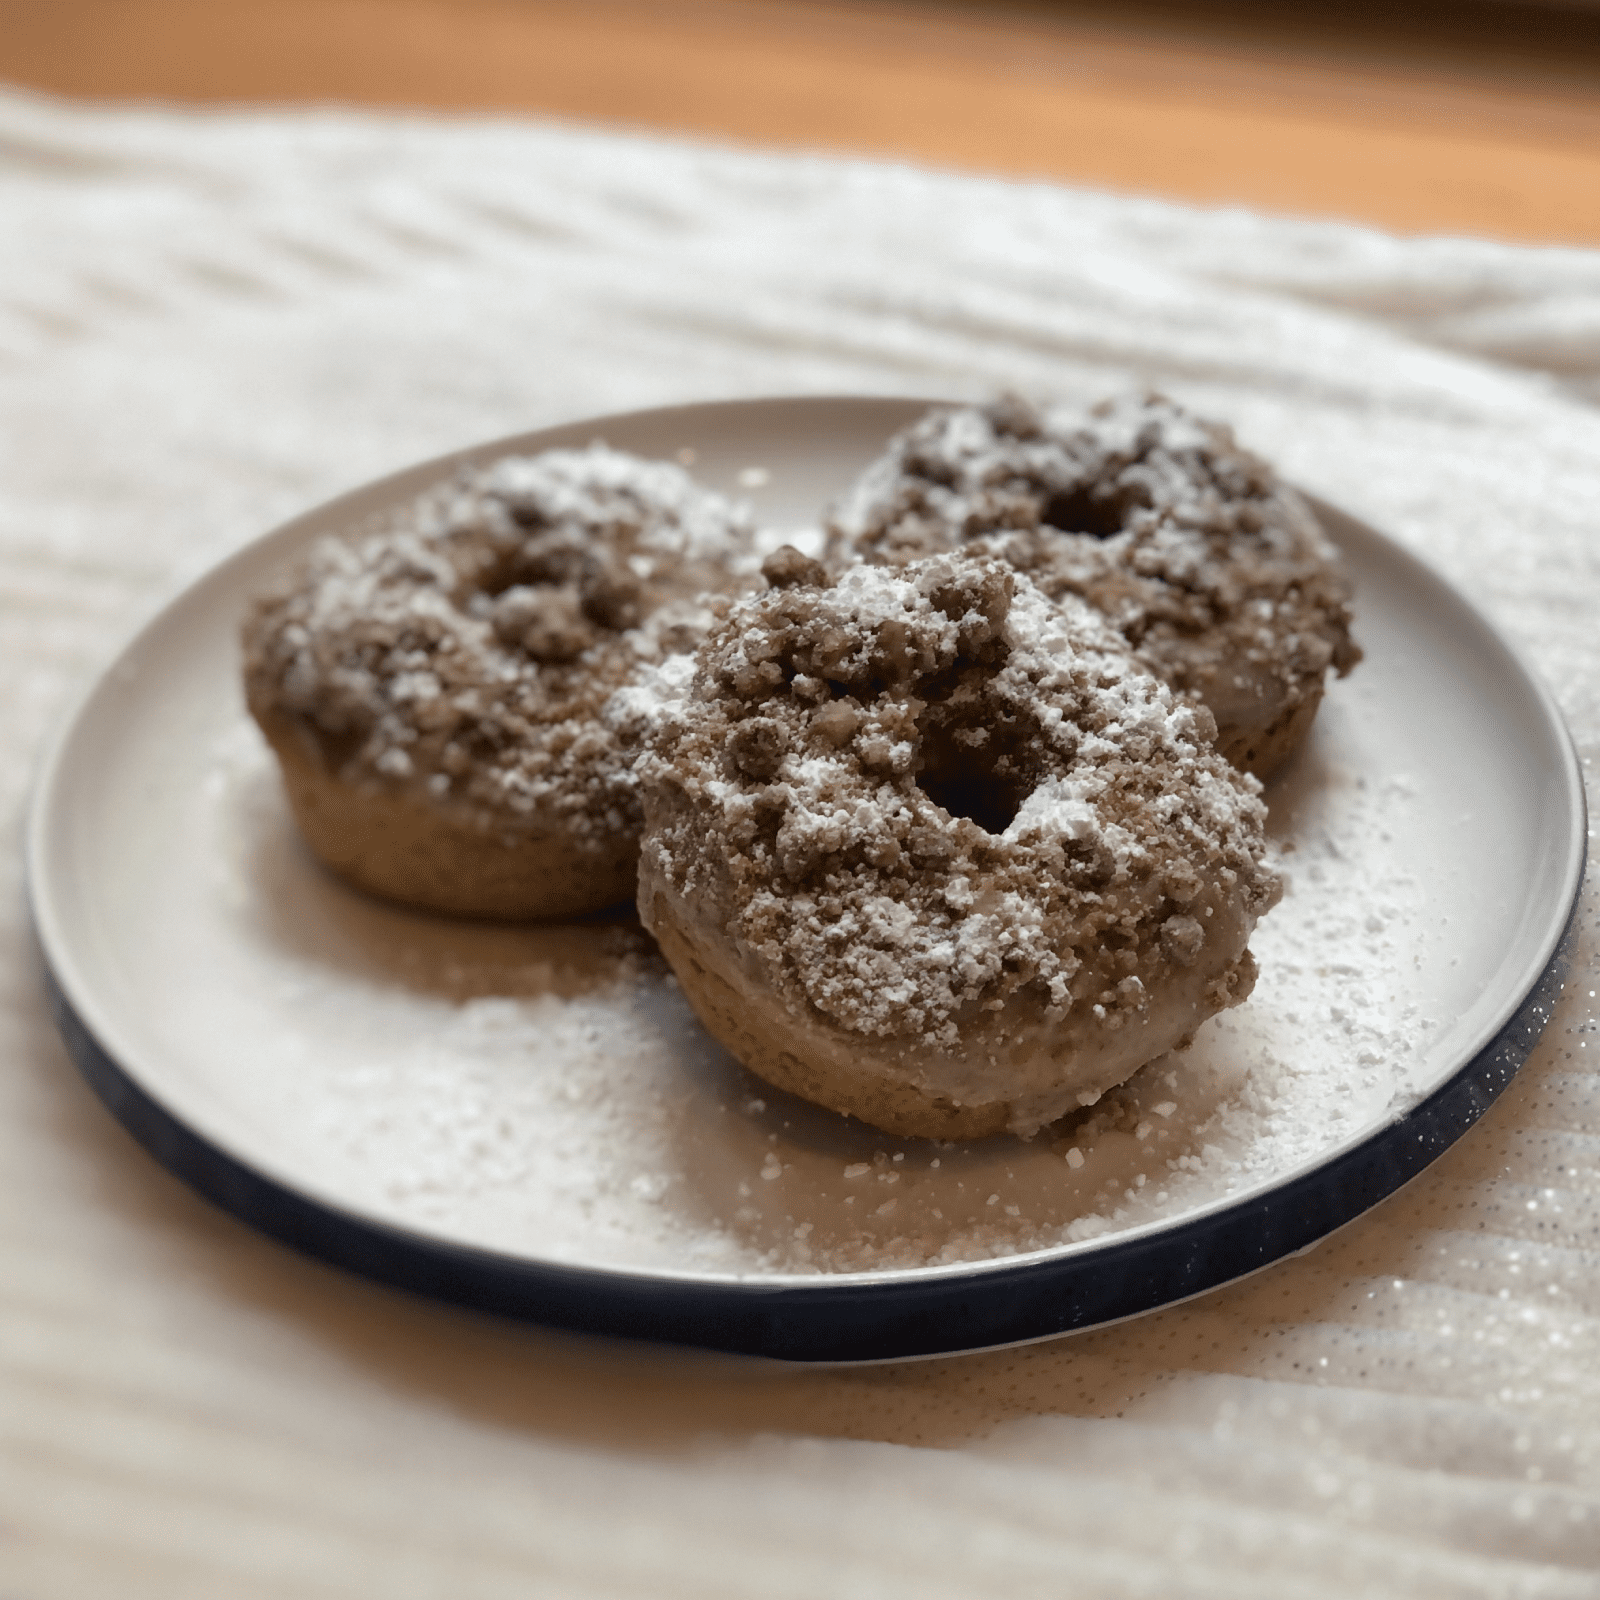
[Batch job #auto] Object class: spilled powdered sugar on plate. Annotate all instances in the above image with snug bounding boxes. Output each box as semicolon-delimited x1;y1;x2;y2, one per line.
190;660;1435;1278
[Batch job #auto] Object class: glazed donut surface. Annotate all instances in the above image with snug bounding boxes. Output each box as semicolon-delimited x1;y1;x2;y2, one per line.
636;554;1282;1139
829;394;1361;779
243;446;753;919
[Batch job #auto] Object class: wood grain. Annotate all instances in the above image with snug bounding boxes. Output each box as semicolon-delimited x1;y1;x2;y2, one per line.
3;0;1600;243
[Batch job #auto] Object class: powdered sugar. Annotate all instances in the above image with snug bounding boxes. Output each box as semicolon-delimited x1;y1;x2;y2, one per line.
829;394;1360;775
194;695;1425;1275
644;558;1273;1050
130;405;1550;1277
634;554;1280;1137
131;477;1535;1280
241;445;755;849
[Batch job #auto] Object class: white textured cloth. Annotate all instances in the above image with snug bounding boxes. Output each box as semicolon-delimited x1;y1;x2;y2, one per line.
5;86;1600;1597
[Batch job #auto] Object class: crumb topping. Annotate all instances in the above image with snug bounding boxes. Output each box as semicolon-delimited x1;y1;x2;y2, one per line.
828;393;1360;707
242;445;754;846
638;556;1280;1049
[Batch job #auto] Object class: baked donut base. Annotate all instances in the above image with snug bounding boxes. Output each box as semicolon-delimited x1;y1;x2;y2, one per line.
643;874;1259;1143
648;889;1010;1140
259;713;637;921
1216;687;1324;783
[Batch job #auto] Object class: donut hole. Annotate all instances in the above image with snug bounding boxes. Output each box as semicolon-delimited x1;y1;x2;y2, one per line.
912;680;1042;837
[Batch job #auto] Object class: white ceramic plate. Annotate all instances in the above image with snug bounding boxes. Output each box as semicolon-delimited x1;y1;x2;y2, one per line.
27;397;1585;1361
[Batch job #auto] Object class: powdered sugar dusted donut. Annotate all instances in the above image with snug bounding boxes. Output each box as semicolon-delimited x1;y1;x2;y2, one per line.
243;446;753;919
829;394;1360;779
636;553;1281;1140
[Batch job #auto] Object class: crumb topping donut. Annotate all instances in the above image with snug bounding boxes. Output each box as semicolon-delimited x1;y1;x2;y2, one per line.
243;446;754;919
828;394;1361;779
636;552;1282;1140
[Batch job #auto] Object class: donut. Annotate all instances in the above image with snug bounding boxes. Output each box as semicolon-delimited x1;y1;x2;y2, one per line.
242;445;754;919
828;394;1361;779
636;551;1282;1140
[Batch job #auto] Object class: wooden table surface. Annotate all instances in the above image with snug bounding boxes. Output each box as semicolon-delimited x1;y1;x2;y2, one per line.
4;0;1600;246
